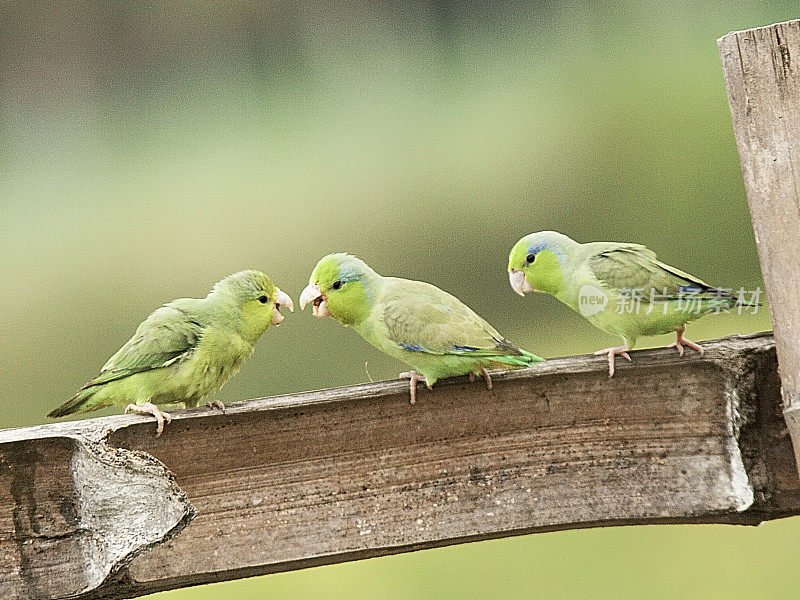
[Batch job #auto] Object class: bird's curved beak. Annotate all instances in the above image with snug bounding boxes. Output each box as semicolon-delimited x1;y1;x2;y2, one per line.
299;282;332;318
509;269;533;297
272;288;294;325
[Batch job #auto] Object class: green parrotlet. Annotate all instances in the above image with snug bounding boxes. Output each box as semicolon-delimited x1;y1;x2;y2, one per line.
300;253;542;403
48;270;294;435
508;231;752;376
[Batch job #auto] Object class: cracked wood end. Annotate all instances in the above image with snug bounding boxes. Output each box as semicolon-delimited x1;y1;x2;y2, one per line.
0;436;195;600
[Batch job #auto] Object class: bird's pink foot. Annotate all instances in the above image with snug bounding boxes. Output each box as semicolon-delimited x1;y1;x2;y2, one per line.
398;371;430;404
125;401;172;437
666;327;704;357
594;346;631;378
480;367;493;391
206;399;226;413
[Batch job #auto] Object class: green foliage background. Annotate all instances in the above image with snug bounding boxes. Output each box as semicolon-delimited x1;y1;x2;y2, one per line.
1;1;797;598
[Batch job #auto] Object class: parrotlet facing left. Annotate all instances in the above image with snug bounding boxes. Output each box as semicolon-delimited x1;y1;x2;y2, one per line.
508;231;749;377
300;253;543;403
48;270;294;435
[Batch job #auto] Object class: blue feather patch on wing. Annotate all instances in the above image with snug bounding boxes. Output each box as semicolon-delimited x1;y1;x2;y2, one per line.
399;343;426;352
452;345;479;353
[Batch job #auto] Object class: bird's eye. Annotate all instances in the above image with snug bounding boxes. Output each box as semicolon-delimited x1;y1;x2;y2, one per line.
526;253;536;264
332;280;343;290
258;295;269;304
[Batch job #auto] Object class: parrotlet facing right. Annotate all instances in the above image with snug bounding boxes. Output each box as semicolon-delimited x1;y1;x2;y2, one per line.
300;253;543;403
48;270;294;435
508;231;749;377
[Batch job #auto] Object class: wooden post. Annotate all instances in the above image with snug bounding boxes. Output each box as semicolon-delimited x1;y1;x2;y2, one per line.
1;334;797;600
719;20;800;474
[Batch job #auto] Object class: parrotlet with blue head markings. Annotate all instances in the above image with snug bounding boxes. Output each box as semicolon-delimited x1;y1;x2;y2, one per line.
508;231;753;376
300;254;543;403
48;270;294;435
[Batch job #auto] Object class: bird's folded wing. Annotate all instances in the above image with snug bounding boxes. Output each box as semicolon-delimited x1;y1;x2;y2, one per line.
81;305;204;389
588;244;719;296
381;279;521;356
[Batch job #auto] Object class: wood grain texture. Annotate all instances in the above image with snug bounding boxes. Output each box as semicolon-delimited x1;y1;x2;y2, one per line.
0;333;796;599
718;20;800;469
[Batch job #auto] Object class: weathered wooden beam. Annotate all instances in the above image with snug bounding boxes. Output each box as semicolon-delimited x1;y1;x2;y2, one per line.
0;333;796;600
719;20;800;474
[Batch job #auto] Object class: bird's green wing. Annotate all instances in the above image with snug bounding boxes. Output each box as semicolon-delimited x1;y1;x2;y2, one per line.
82;303;204;390
587;243;715;295
380;279;524;357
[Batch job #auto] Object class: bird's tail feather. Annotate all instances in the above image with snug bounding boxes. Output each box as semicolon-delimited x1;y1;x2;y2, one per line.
493;348;544;367
520;348;545;363
47;387;96;418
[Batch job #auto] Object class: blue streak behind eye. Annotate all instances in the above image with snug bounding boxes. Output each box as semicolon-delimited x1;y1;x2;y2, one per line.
527;242;546;255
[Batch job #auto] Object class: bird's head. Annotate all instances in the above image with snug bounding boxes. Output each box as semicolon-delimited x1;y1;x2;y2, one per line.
212;270;294;337
299;253;379;326
508;231;576;296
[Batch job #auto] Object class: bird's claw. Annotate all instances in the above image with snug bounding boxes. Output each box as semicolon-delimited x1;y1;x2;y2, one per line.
468;369;492;390
667;329;704;357
206;399;226;413
594;346;631;378
399;371;429;404
667;341;685;357
480;367;493;391
125;402;172;437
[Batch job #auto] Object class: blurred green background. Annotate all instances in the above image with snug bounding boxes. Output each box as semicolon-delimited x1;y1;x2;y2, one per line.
1;0;797;598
